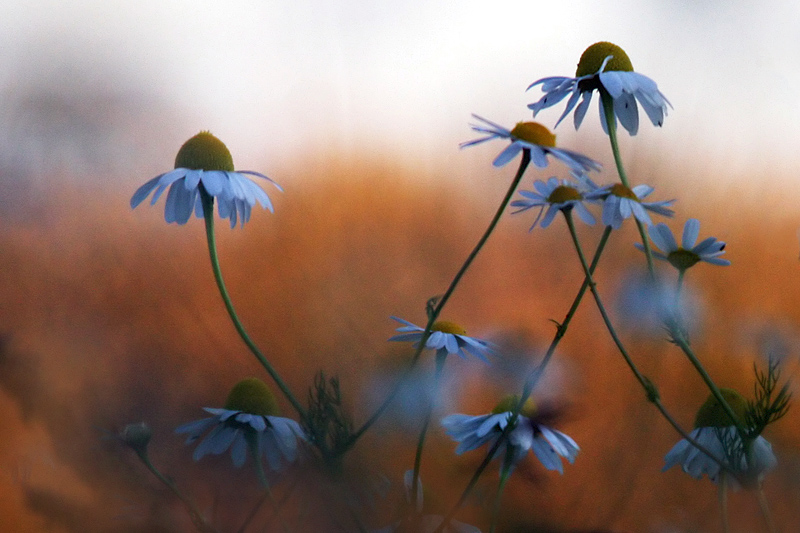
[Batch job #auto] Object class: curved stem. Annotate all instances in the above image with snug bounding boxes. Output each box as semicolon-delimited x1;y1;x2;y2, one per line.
410;352;447;512
434;221;613;533
564;211;730;467
135;450;217;533
668;326;747;433
200;189;306;420
344;152;532;449
757;483;777;533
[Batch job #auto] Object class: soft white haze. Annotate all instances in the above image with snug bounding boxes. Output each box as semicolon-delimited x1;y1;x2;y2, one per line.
1;0;798;182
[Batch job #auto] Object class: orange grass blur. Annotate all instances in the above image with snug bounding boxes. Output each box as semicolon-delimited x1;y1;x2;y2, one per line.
1;160;800;532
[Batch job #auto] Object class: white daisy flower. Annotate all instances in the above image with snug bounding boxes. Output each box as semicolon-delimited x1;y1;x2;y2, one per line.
635;218;730;270
511;173;600;229
460;115;601;173
175;378;306;471
528;41;671;136
663;389;777;487
585;183;674;228
442;396;579;475
131;131;282;228
389;317;492;362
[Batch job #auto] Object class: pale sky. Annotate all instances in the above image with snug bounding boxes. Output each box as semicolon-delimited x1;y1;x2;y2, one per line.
1;0;798;185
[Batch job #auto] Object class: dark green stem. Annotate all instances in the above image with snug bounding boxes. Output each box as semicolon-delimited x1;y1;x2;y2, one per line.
433;220;612;533
200;189;306;419
343;152;531;449
489;456;513;533
600;89;655;277
410;352;447;513
564;211;731;466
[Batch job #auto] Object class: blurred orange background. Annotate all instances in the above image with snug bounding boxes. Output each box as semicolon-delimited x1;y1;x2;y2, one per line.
2;2;800;531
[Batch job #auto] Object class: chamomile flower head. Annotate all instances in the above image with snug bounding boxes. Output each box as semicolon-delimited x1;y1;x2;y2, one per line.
528;41;671;136
460;115;601;173
635;218;730;270
131;131;282;228
511;172;600;229
389;317;492;362
585;182;675;228
175;378;306;471
663;389;777;487
442;395;579;475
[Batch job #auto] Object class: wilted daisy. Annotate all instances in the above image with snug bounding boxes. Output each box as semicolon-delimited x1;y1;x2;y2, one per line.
175;378;306;472
585;182;674;228
663;389;777;487
131;131;282;228
528;41;671;136
442;395;579;474
389;317;491;362
511;173;600;229
460;115;601;173
635;218;730;270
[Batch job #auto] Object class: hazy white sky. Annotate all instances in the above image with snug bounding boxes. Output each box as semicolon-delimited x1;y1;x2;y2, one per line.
1;0;798;182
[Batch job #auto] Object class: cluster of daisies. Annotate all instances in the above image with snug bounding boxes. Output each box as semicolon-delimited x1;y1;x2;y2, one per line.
129;40;778;531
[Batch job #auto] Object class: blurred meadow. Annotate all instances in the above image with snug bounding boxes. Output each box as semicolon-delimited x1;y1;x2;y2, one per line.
2;1;800;532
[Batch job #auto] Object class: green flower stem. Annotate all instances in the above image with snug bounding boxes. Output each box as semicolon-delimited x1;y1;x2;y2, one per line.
676;269;686;293
564;211;730;468
757;484;778;533
719;472;731;533
433;222;613;533
200;189;306;420
344;152;532;450
600;90;630;189
667;325;746;433
410;351;448;513
565;211;651;389
522;224;612;397
134;449;217;533
600;89;655;278
489;455;513;533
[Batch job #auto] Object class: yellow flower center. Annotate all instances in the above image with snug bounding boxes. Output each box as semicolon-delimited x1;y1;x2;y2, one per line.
547;185;583;204
667;249;701;271
609;183;639;200
694;388;749;429
509;122;556;148
492;395;537;418
224;377;280;416
174;131;235;172
576;41;634;77
431;321;466;336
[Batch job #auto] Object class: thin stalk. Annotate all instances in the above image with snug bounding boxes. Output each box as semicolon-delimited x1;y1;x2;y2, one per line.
600;89;655;278
564;211;729;468
489;457;513;533
344;152;532;449
719;471;731;533
433;220;613;533
410;352;448;513
669;327;747;434
564;210;649;389
756;484;778;533
135;450;217;533
200;189;306;419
